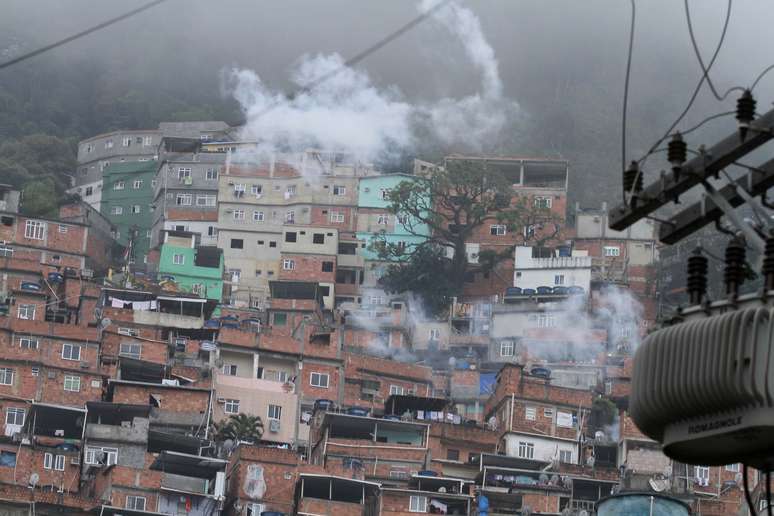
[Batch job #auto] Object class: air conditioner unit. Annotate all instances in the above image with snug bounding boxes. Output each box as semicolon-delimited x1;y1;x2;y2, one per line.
47;371;56;379
216;397;226;403
183;177;193;185
269;419;280;433
81;269;93;279
80;362;89;369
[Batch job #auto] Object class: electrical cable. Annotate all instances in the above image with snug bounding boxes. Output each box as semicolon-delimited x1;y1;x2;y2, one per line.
621;0;636;202
635;0;733;175
681;110;736;136
247;0;453;124
0;0;169;71
751;64;774;91
743;465;758;515
684;0;744;102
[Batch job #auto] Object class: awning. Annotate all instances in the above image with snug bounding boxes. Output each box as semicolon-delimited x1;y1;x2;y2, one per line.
150;451;226;479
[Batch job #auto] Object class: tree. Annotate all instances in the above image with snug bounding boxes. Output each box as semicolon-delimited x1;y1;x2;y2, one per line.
377;159;560;314
211;413;264;444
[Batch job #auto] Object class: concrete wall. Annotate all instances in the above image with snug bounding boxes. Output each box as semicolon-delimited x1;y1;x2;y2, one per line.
504;432;577;463
281;227;338;255
213;372;298;445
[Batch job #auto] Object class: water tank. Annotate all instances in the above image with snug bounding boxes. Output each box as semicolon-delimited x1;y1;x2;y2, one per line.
597;493;691;516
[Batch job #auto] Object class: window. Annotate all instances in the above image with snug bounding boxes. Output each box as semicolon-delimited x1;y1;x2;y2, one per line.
429;328;441;341
604;246;621;257
0;244;12;258
206;168;218;180
250;184;262;196
172;254;185;265
253;211;264;222
389;385;404;395
490;224;506;236
264;370;289;383
409;496;427;512
313;233;325;244
538;313;556;328
286;185;296;197
118;327;138;337
64;375;80;392
105;139;113;149
17;305;35;320
6;408;24;426
377;214;389;225
554;274;565;285
333;185;346;196
228;269;241;283
54;455;65;471
446;449;460;461
559;450;573;463
111;206;123;215
230;239;244;249
285;232;297;243
285;211;295;223
310;372;329;388
269;241;277;248
176;194;192;206
282;259;295;270
85;446;118;465
151;179;157;188
196;195;216;206
207;226;216;237
122;136;131;147
85;143;94;153
268;405;282;420
233;209;245;220
43;453;53;470
126;496;146;511
224;399;240;414
500;341;514;357
19;337;38;349
31;368;39;377
174;337;187;352
191;283;203;296
525;406;537;421
178;167;192;180
113;180;125;190
24;220;46;240
62;344;81;361
273;313;287;326
518;441;535;459
85;186;93;196
119;343;141;359
131;205;141;214
534;196;552;208
322;261;334;272
143;136;153;146
57;224;69;234
222;364;237;376
133;179;143;189
330;211;345;223
379;188;390;200
725;463;740;472
695;466;710;484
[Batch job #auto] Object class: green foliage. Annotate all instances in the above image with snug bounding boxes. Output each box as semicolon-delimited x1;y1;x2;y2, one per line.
211;413;265;444
20;178;59;218
378;159;560;312
378;246;456;317
588;397;618;433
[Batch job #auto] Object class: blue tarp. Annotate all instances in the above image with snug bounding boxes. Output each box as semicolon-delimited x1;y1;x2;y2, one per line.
479;373;497;395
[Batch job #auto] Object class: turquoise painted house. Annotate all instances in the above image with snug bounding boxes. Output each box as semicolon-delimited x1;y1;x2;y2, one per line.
157;231;224;302
356;174;431;261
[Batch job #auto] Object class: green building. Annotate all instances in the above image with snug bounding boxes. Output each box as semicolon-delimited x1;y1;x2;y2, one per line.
157;231;224;302
101;161;158;269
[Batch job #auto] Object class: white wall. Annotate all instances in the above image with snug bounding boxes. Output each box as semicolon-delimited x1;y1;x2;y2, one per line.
163;220;218;246
513;247;591;290
68;179;103;211
504;432;577;463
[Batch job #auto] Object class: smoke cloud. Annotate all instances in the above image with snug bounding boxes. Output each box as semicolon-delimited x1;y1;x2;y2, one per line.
224;0;519;166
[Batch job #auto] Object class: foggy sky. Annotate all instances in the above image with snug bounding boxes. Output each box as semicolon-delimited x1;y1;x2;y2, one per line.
3;0;774;206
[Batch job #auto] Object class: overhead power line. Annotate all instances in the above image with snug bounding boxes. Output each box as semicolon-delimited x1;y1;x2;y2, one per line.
621;0;636;201
244;0;454;124
684;0;744;102
0;0;169;71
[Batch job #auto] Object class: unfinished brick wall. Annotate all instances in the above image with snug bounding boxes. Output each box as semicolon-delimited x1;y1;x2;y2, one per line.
428;421;497;463
277;253;336;283
229;446;299;513
111;384;209;413
297;497;365;516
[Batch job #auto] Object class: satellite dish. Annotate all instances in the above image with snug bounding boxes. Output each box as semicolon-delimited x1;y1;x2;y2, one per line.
99;318;112;329
579;511;589;516
223;439;235;452
28;473;39;488
539;473;549;484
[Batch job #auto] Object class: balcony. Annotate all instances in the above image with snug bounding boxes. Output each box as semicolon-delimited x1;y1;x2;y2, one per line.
337;254;364;268
334;282;359;296
213;372;289;393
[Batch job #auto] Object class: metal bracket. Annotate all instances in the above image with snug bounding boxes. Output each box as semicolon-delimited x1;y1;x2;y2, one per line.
701;180;765;254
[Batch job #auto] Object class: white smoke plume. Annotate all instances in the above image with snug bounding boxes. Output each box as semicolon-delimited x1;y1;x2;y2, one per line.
224;0;519;167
